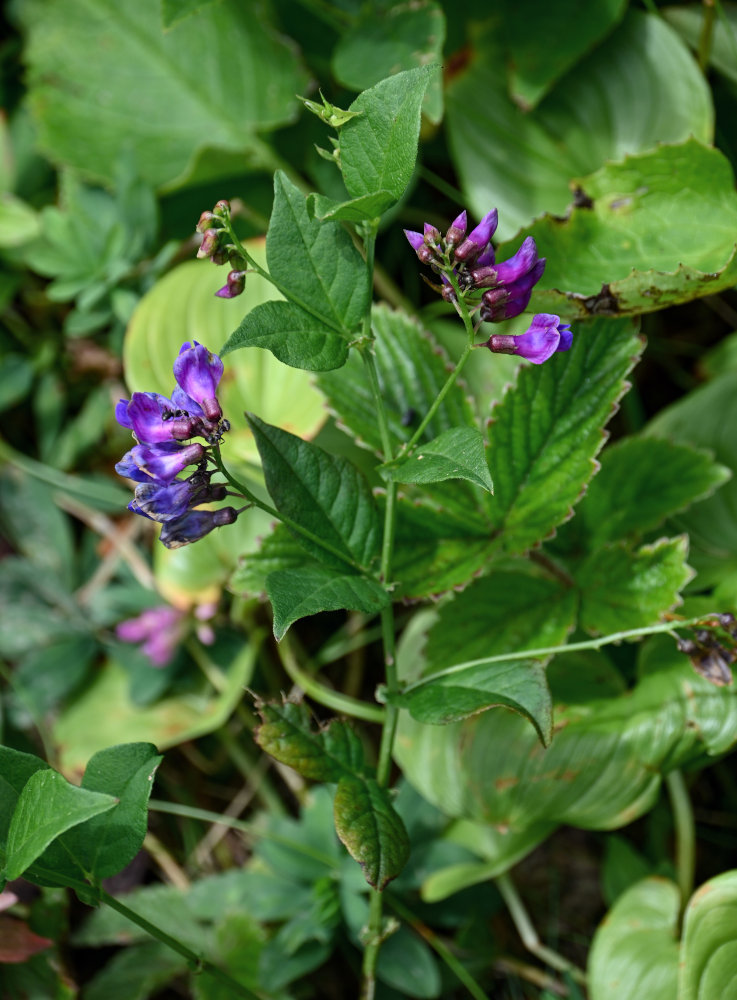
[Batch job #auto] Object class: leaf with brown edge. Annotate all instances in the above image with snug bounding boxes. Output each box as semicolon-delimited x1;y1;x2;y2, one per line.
254;700;365;782
334;775;410;890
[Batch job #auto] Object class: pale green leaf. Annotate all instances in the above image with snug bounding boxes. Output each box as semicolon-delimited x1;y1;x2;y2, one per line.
381;427;492;492
220;300;349;372
588;878;680;1000
681;870;737;1000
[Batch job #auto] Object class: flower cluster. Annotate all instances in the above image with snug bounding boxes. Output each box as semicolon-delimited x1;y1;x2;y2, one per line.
115;342;240;548
405;208;572;365
116;601;218;668
196;199;247;299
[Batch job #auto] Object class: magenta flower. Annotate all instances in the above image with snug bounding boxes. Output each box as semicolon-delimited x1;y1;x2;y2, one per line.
116;606;186;668
173;342;224;422
454;209;498;263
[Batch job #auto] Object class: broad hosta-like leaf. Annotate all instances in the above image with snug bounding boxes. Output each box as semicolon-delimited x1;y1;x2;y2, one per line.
446;10;712;241
577;536;692;635
574;437;731;548
266;567;389;641
220;300;350;372
332;2;445;123
646;372;737;588
4;770;116;882
247;414;381;572
680;870;737;1000
381;427;493;492
17;0;307;189
266;173;370;335
254;701;365;782
124;250;327;464
395;638;737;832
319;304;475;454
502;0;628;109
340;66;434;203
486;316;642;555
516;142;737;320
424;569;577;672
390;658;552;744
334;775;410;890
588;878;680;1000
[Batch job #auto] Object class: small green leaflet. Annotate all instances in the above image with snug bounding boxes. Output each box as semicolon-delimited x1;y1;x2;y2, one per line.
381;427;493;492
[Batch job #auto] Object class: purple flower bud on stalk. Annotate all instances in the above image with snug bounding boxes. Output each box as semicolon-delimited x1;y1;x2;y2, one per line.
484;314;573;364
196;211;217;234
116;606;185;668
445;210;467;248
213;199;230;217
160;507;238;549
454;209;498;262
132;441;205;483
173;342;224;422
124;392;197;443
197;228;220;260
215;270;246;299
424;222;441;243
479;259;546;322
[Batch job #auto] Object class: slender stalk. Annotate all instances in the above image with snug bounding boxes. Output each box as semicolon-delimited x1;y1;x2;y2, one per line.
400;614;721;694
98;889;265;999
211;446;361;572
698;0;717;71
278;633;385;723
495;873;587;986
666;770;696;914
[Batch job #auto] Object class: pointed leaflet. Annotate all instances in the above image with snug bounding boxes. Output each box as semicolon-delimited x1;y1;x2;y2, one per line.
220;300;349;372
340;66;434;203
485;316;642;555
588;878;680;1000
307;191;395;223
0;747;50;861
577;536;692;634
266;172;370;335
255;701;409;889
247;414;381;571
381;427;493;492
266;567;389;641
4;770;116;881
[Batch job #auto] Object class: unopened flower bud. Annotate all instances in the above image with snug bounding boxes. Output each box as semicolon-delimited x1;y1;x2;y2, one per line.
445;210;467;248
196;211;217;234
197;228;220;259
213;199;230;217
454;209;498;263
215;270;247;299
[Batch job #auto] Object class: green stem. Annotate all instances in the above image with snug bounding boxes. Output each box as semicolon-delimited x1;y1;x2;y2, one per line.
96;889;265;999
666;770;696;914
388;896;490;1000
698;0;717;71
211;447;361;572
278;633;385;723
495;873;587;986
401;615;720;694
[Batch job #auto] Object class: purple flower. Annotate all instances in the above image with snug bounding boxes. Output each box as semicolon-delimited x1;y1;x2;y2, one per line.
159;507;238;549
133;476;227;522
215;270;246;299
454;209;498;263
116;606;186;668
445;210;467;248
131;441;205;483
173;342;224;422
404;228;437;264
484;314;573;364
120;392;198;444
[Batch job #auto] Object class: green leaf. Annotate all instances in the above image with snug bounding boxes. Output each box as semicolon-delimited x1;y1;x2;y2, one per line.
588;878;680;1000
254;701;365;782
161;0;216;30
319;304;475;454
664;4;737;85
517;142;737;320
266;172;370;335
601;836;653;906
424;569;577;672
267;567;389;641
486;317;642;555
503;0;628;109
391;657;552;744
306;191;395;223
340;66;435;203
0;193;40;248
376;925;441;998
334;775;410;890
575;437;731;547
332;2;445;123
5;771;116;881
17;0;307;189
577;537;692;634
124;249;327;465
446;10;712;240
83;942;187;1000
646;371;737;588
680;870;737;999
382;427;493;492
247;413;381;571
61;744;162;881
220;300;349;372
0;747;50;858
